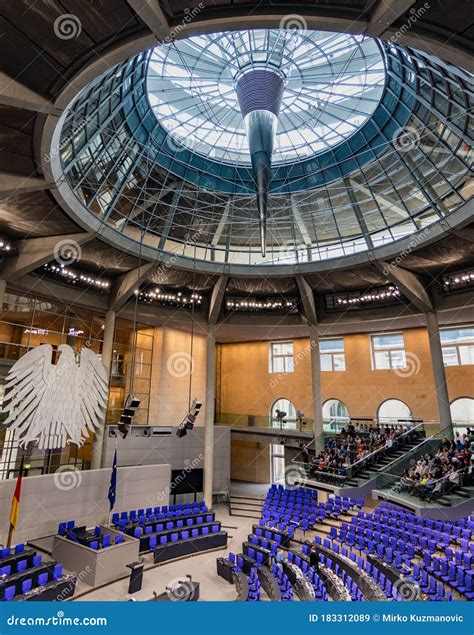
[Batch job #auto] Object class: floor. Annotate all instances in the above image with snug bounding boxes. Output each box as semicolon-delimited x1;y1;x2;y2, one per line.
71;502;256;602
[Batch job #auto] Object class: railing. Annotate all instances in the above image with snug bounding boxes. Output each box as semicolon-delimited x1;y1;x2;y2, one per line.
374;467;469;507
290;422;433;487
378;425;448;475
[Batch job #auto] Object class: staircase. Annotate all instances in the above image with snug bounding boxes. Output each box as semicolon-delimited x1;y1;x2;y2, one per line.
436;485;473;507
229;494;264;519
354;433;427;482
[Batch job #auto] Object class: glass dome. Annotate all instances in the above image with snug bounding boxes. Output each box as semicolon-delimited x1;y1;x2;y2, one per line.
56;30;473;271
147;30;385;166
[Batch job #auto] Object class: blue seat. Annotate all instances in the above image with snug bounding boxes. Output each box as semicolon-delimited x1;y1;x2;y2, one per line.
115;534;124;544
149;535;157;549
21;579;32;594
229;552;236;565
102;535;111;548
38;572;48;586
4;586;15;601
134;528;142;538
145;526;152;535
160;535;167;545
32;555;42;567
66;520;75;530
16;560;27;572
192;529;198;538
90;540;99;550
1;565;11;577
1;548;11;559
170;533;179;542
53;564;63;580
181;530;189;540
112;513;119;525
14;543;25;555
202;526;209;536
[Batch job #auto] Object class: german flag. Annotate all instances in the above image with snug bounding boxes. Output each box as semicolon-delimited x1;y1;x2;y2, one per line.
9;456;24;530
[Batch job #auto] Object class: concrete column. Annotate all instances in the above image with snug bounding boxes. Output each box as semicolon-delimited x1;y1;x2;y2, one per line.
0;279;6;310
426;311;453;438
309;325;324;454
203;331;216;508
91;310;116;470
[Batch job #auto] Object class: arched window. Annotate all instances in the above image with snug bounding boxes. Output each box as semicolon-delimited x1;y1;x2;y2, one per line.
450;397;474;434
270;398;296;429
322;399;350;428
377;399;412;424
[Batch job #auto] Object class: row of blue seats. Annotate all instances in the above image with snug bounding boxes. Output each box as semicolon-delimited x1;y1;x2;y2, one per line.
351;515;472;544
246;568;260;601
113;502;207;524
287;551;329;600
320;552;364;602
422;553;474;599
0;544;26;560
2;564;64;602
1;554;42;577
326;528;457;601
249;534;278;556
375;503;474;533
143;524;221;548
131;515;215;537
271;563;293;601
342;521;467;554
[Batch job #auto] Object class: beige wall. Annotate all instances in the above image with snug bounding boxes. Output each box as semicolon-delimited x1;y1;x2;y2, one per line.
231;439;270;483
217;327;474;423
149;326;209;426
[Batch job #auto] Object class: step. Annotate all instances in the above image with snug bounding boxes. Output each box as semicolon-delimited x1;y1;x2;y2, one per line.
229;501;263;510
229;511;262;519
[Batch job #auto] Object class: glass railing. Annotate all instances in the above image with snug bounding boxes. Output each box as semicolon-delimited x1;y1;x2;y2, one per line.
373;424;464;505
290;422;435;487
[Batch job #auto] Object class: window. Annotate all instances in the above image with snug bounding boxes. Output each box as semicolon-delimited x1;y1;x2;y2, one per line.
322;399;350;423
441;327;474;366
371;333;406;370
270;398;297;429
269;341;294;373
377;399;412;424
320;338;345;371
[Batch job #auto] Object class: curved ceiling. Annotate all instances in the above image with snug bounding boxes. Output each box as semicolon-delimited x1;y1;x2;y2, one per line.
0;0;472;327
53;33;472;272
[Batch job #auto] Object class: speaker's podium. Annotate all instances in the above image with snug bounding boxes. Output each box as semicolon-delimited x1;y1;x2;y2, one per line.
127;560;144;594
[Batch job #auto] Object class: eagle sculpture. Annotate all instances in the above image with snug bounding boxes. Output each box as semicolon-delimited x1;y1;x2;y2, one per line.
2;344;109;450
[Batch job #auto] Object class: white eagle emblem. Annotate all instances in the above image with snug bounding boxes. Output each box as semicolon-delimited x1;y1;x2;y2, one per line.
2;344;109;450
